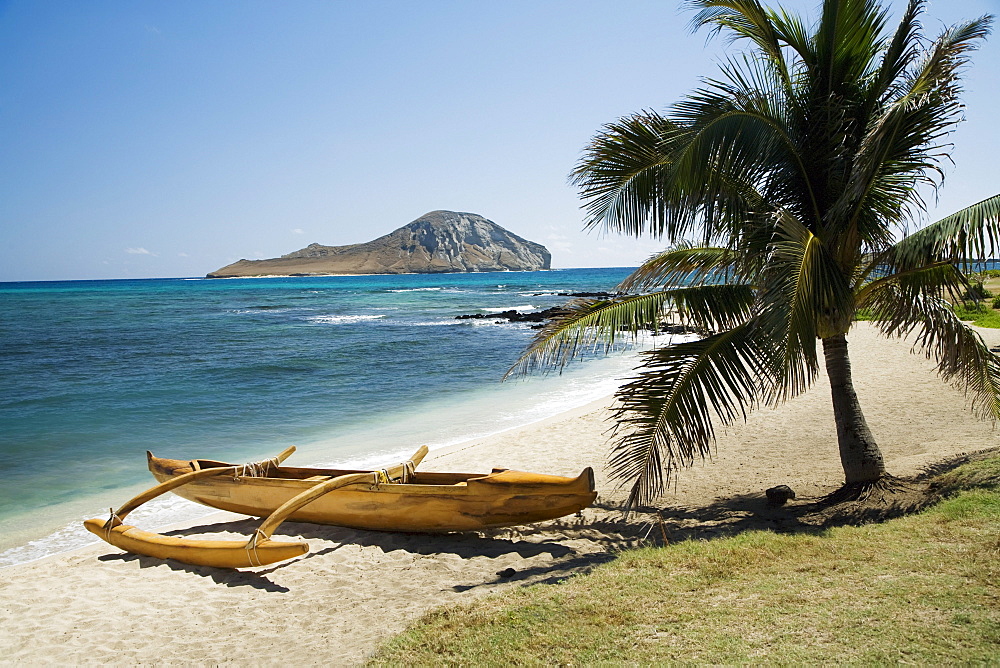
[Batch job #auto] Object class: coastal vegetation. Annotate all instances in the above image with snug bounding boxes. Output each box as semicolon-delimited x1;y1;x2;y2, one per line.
372;451;1000;664
955;303;1000;329
510;0;1000;505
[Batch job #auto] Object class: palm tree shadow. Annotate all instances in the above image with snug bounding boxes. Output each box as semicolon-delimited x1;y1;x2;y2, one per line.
95;457;963;594
621;476;942;548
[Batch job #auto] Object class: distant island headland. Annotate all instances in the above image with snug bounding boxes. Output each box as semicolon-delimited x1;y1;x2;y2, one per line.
206;210;551;278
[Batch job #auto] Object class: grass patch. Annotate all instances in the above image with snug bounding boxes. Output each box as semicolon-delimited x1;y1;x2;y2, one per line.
371;455;1000;665
857;303;1000;327
954;304;1000;328
931;453;1000;497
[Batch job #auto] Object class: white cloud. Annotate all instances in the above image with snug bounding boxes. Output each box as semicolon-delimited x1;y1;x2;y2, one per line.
292;228;305;235
125;247;156;256
178;252;190;257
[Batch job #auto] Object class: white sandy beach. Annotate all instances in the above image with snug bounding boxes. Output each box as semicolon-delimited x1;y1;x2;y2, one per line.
1;322;997;665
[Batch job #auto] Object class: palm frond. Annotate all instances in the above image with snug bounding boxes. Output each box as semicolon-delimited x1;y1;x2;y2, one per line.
671;74;818;228
903;15;992;103
666;283;757;333
855;260;967;307
864;284;1000;421
616;245;742;293
504;281;758;379
891;194;1000;268
504;293;672;379
757;210;852;401
812;0;890;87
832;14;994;251
868;0;922;105
607;320;777;508
687;0;790;84
569;111;685;239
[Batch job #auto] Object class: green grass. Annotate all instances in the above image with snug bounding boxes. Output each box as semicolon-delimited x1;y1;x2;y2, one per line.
371;456;1000;665
855;303;1000;327
954;303;1000;328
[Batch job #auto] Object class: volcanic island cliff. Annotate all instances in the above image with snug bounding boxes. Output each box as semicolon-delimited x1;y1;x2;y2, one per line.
206;211;551;277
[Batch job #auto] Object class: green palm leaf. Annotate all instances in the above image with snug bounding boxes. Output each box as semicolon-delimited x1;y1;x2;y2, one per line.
865;283;1000;421
517;0;996;504
505;282;756;379
616;245;742;293
608;320;777;508
891;194;1000;268
504;293;671;378
757;211;853;400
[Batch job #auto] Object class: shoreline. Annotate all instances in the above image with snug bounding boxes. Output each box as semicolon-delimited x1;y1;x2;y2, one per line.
0;366;640;570
0;395;619;572
2;322;998;664
4;395;619;573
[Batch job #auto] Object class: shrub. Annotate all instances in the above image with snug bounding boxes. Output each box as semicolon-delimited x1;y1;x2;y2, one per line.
963;281;993;301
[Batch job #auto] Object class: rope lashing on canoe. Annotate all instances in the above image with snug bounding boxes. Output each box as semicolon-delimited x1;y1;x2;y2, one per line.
235;455;283;481
105;508;123;541
245;528;270;567
84;445;431;570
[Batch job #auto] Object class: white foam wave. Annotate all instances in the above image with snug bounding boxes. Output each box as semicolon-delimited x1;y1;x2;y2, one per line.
409;320;459;327
470;319;524;327
388;287;443;293
307;314;385;324
483;305;534;313
0;331;700;569
230;308;292;315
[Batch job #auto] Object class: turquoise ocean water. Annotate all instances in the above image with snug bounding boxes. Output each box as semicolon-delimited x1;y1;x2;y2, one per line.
0;268;657;566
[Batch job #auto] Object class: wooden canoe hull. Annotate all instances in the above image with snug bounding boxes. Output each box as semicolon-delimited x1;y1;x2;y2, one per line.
149;455;597;532
82;519;308;568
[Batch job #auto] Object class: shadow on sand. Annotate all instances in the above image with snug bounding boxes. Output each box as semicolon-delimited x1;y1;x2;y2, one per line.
94;448;996;592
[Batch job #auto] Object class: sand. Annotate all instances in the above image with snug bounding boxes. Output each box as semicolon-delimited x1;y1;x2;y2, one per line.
1;322;997;665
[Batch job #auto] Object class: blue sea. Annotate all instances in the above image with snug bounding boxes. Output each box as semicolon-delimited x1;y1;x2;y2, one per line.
0;268;651;566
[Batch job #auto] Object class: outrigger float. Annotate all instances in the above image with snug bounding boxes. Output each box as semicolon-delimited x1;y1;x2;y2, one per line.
84;445;597;569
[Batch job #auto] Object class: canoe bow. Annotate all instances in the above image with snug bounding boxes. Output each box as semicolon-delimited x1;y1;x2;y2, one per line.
84;445;429;569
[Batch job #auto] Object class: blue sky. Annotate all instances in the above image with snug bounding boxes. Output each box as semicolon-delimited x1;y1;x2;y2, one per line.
1;0;997;281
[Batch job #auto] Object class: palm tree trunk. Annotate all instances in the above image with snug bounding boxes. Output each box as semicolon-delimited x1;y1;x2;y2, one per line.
822;333;886;483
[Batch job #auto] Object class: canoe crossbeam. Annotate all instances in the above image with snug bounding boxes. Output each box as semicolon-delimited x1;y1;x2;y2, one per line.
85;445;430;569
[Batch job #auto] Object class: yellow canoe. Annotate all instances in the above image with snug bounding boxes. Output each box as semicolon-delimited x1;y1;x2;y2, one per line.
84;446;596;569
147;450;597;532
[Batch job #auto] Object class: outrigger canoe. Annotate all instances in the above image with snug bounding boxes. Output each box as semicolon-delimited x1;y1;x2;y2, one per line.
84;445;596;569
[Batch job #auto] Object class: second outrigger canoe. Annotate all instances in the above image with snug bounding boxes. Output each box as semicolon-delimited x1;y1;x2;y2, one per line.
84;445;596;569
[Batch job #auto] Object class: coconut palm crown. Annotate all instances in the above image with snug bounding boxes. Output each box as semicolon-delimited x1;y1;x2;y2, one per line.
509;0;1000;508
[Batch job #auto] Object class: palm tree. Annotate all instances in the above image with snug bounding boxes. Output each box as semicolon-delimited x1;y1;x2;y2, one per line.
509;0;1000;507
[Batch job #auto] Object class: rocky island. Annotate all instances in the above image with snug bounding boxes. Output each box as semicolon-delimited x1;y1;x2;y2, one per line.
207;210;551;278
